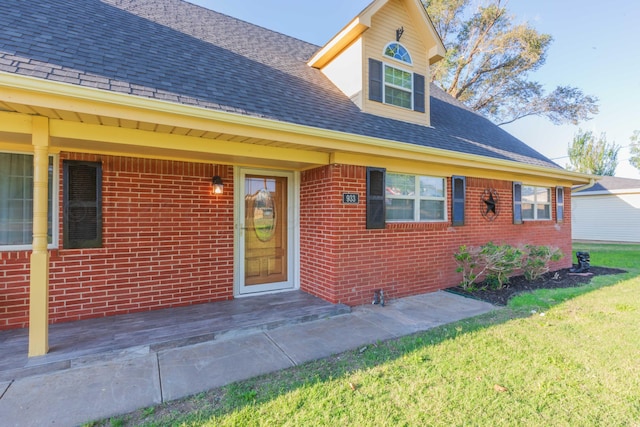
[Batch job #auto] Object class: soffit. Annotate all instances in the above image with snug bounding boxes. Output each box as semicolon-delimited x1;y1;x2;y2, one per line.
0;100;324;152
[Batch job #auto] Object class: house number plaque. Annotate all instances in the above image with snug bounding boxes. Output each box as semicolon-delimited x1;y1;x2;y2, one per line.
342;193;359;204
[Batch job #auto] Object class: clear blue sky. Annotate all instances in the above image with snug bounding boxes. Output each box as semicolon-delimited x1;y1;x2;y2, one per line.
190;0;640;179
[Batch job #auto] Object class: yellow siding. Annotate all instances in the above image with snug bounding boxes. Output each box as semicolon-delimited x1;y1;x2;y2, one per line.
363;0;430;125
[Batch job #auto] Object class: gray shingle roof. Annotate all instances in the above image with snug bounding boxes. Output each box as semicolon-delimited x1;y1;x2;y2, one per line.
574;176;640;193
0;0;559;169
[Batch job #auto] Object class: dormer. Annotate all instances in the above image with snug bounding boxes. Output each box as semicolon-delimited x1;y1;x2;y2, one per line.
309;0;445;126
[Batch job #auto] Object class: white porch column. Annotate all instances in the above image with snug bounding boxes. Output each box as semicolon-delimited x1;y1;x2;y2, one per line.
28;116;50;357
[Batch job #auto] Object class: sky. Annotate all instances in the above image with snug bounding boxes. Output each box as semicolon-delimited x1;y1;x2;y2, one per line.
189;0;640;179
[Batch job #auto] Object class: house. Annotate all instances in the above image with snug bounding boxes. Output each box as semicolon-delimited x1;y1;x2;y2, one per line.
0;0;591;356
572;176;640;243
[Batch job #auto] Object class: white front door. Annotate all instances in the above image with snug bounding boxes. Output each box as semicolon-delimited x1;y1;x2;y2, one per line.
236;168;297;295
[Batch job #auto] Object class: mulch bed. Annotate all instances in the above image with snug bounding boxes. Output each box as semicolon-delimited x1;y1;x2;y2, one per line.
447;266;627;306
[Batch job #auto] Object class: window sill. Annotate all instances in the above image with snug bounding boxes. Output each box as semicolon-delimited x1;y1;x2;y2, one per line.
383;101;414;112
386;221;450;231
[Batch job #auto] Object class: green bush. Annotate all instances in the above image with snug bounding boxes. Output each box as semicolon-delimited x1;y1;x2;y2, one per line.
481;242;523;289
454;243;563;290
522;245;563;281
454;244;482;290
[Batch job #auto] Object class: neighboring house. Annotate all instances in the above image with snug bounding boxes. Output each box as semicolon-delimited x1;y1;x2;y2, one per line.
0;0;591;356
572;176;640;243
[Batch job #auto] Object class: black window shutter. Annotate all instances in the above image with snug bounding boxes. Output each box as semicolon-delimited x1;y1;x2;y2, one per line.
366;167;386;229
368;59;383;103
413;73;425;113
451;176;465;226
64;161;102;248
556;186;564;222
513;182;522;225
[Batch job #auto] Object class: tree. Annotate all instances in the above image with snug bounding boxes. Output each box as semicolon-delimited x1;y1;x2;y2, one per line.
424;0;599;126
567;129;620;176
630;130;640;172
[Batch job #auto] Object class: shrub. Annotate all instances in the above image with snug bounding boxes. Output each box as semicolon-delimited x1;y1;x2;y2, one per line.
454;243;562;290
522;245;563;281
454;245;483;290
454;242;523;290
480;242;523;289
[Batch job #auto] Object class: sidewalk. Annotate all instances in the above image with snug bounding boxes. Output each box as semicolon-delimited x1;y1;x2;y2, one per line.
0;291;494;427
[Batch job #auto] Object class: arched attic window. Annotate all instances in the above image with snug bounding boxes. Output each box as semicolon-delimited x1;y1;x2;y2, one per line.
384;42;412;65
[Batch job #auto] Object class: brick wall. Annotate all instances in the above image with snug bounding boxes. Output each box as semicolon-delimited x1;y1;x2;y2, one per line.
0;251;31;328
0;153;234;330
1;159;573;330
300;165;572;306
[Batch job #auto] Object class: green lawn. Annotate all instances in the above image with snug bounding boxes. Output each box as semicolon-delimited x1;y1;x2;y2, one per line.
95;243;640;426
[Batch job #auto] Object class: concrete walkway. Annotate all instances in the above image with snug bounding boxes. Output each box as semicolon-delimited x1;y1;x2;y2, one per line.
0;291;494;427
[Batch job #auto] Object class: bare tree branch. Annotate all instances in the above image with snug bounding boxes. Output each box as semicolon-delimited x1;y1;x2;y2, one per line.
424;0;599;126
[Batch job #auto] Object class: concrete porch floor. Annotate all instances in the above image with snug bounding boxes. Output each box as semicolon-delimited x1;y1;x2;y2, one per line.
0;290;496;426
0;290;350;382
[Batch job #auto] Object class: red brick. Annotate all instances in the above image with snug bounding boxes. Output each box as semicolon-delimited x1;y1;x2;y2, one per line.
0;155;234;330
300;165;572;306
1;158;572;330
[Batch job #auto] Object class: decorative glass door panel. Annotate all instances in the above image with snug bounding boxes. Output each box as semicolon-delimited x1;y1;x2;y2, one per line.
239;171;294;294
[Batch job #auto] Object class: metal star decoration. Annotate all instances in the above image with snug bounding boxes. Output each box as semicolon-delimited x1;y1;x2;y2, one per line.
483;191;496;214
481;189;499;221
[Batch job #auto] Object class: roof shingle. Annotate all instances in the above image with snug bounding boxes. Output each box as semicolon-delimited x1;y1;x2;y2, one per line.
574;176;640;193
0;0;560;169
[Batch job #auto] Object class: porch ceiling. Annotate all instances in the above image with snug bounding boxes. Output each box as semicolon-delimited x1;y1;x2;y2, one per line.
1;99;316;149
0;100;334;171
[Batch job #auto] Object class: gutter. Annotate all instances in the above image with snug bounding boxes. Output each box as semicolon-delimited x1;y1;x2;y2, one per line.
0;72;593;184
571;177;597;194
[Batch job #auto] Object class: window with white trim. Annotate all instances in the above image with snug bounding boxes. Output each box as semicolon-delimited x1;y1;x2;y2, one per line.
385;173;446;222
384;64;413;109
522;185;551;220
369;58;425;113
0;152;57;249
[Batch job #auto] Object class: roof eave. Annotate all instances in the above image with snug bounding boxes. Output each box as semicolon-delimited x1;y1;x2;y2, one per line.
0;72;590;184
308;18;369;69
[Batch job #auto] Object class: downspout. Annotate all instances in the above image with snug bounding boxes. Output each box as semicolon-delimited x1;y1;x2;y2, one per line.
571;177;596;194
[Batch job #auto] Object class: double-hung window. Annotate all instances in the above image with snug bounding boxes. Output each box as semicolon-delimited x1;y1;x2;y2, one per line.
385;173;446;222
0;152;57;250
384;64;413;109
522;185;551;220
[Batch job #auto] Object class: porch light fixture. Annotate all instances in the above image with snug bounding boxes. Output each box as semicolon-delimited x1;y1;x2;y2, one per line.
212;175;224;194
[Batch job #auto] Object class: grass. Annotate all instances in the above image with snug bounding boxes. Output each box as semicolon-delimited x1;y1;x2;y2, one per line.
572;242;640;269
94;243;640;426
